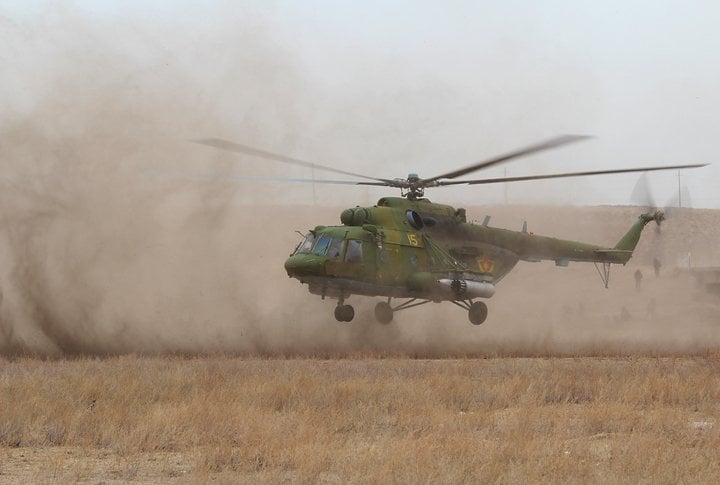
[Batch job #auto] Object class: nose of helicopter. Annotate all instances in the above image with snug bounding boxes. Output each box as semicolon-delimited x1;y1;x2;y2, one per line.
284;254;326;278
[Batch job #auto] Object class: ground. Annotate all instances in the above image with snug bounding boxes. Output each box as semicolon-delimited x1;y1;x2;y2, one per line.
1;355;719;483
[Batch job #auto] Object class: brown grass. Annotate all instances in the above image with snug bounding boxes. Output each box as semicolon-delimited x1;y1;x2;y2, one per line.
1;353;719;483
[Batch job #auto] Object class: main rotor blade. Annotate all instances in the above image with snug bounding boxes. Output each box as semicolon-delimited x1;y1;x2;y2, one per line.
193;138;394;185
150;169;389;186
436;163;708;186
423;134;591;185
217;175;388;186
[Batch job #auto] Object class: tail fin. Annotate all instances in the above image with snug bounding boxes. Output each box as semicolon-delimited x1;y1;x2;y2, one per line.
614;210;664;251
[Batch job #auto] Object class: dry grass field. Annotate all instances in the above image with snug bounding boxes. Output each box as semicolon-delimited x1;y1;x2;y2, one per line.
1;353;719;483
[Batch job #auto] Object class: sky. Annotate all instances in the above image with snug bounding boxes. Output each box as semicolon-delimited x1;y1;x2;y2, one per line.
2;0;720;208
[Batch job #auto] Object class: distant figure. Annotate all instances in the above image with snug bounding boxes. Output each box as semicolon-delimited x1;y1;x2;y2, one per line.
617;306;631;322
646;298;657;319
653;258;662;277
634;269;643;290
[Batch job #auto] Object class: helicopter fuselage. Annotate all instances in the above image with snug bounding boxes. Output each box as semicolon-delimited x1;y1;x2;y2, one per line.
284;197;656;323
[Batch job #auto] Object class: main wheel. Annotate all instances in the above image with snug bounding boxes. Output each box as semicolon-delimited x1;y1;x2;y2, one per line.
374;301;394;324
468;301;488;325
334;304;355;322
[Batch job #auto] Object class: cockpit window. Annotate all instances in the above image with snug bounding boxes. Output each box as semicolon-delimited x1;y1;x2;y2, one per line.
345;240;363;262
294;234;315;255
327;238;344;260
312;235;332;256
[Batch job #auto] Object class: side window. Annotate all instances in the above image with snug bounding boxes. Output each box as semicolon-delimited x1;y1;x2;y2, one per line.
345;240;363;263
327;238;345;261
312;235;332;256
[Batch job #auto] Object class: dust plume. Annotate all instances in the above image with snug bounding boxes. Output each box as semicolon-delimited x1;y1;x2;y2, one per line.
0;6;320;354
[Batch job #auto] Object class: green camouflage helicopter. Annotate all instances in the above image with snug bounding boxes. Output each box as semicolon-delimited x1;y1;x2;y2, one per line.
196;135;706;325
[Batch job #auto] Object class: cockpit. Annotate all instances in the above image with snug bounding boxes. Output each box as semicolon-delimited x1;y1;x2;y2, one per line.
293;233;363;262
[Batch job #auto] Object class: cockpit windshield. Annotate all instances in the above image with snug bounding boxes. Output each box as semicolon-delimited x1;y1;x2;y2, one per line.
294;233;346;259
311;235;332;256
294;234;315;255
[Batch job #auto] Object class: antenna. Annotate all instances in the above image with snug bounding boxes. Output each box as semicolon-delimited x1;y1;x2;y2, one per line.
677;170;681;208
503;167;508;204
312;165;317;206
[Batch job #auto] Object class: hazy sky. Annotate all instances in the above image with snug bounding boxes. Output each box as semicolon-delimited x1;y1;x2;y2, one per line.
3;1;720;207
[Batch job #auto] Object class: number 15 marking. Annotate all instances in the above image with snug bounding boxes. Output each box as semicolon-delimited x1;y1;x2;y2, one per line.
407;233;419;246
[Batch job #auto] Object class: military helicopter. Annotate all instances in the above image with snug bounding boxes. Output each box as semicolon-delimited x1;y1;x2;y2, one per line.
196;135;706;325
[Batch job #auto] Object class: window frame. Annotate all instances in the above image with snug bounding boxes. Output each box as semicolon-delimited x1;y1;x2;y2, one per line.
344;239;363;263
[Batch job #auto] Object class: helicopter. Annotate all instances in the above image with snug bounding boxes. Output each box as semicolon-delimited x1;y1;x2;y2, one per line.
195;135;706;325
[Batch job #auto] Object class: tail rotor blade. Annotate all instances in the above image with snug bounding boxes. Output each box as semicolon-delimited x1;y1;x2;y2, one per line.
630;173;656;208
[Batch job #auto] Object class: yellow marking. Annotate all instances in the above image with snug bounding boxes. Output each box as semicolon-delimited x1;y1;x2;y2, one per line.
478;259;494;273
407;233;419;246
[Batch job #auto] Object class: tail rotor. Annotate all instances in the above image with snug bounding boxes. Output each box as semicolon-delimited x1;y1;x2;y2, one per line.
631;173;687;234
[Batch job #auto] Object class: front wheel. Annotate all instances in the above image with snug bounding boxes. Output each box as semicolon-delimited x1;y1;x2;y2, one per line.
334;304;355;322
468;301;488;325
374;301;394;324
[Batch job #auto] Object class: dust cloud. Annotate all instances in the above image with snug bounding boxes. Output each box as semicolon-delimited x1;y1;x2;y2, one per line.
1;8;718;356
0;6;315;354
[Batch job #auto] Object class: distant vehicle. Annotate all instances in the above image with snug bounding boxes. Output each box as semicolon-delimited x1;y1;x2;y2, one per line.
684;266;720;296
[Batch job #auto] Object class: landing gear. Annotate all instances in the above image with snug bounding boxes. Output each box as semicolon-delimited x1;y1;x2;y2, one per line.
468;301;488;325
334;303;355;322
450;299;489;325
374;301;394;324
372;298;431;324
332;297;489;325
